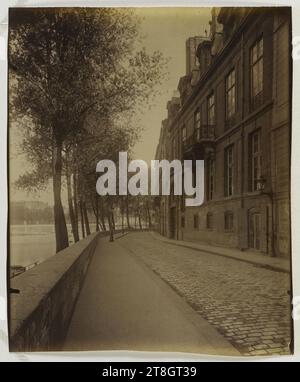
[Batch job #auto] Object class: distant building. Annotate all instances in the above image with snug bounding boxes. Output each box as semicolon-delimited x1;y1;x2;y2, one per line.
155;7;291;258
10;201;53;224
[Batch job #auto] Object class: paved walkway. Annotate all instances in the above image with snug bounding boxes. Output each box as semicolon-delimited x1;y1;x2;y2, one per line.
119;232;291;356
63;235;239;355
152;232;290;273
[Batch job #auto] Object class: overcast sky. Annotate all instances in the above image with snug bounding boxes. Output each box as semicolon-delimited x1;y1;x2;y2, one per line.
133;7;211;162
10;7;211;205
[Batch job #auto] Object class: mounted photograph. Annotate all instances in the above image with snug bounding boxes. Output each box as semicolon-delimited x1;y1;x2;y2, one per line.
8;6;293;356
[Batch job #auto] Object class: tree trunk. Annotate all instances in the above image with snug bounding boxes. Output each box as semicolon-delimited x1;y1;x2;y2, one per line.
52;140;69;252
138;208;142;230
111;209;115;230
107;212;114;242
121;198;124;234
99;213;105;231
95;195;100;232
66;161;79;243
73;172;79;238
99;198;106;231
126;195;131;229
79;200;85;238
91;197;100;232
82;201;91;235
146;202;152;228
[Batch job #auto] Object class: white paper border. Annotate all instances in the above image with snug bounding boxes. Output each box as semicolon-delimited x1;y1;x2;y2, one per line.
1;0;299;362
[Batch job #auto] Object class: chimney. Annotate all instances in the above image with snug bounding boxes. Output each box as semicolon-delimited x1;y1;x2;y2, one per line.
210;7;224;56
185;36;203;75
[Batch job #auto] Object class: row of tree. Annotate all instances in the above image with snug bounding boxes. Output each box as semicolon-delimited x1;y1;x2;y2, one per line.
9;8;166;251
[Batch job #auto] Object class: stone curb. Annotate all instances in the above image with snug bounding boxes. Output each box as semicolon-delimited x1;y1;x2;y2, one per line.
150;232;290;274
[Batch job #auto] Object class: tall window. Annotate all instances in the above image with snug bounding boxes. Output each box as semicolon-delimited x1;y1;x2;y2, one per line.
194;109;201;140
207;157;215;201
207;93;215;126
206;213;213;229
224;211;234;232
182;126;187;143
193;214;199;229
225;145;234;196
226;69;236;119
181;215;185;228
249;130;262;191
250;37;263;102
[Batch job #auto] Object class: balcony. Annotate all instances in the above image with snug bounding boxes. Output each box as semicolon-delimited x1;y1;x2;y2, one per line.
182;125;215;158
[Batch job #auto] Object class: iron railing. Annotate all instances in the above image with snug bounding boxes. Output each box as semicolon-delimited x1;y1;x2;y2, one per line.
182;125;215;152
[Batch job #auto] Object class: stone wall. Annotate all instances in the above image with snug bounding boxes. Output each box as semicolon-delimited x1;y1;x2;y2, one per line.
9;232;100;351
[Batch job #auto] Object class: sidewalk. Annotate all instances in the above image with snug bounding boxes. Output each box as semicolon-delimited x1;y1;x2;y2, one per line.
151;232;290;273
63;235;239;355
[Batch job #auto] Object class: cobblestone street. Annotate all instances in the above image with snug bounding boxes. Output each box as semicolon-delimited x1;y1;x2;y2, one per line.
119;231;292;356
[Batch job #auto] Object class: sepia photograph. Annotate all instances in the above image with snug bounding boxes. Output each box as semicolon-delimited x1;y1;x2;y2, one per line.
7;6;293;357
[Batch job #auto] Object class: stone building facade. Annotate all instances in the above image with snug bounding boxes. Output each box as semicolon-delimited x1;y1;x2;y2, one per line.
155;7;291;258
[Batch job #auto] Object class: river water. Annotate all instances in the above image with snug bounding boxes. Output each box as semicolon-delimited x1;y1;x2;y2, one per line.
9;224;97;267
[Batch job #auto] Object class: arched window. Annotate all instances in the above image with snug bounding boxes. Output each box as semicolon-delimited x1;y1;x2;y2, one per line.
248;209;261;250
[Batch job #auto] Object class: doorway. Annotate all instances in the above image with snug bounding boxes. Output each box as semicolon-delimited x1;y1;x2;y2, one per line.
249;212;261;250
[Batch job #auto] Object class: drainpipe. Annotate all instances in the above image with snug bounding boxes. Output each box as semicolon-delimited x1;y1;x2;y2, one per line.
240;32;246;250
258;175;275;257
263;191;275;257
